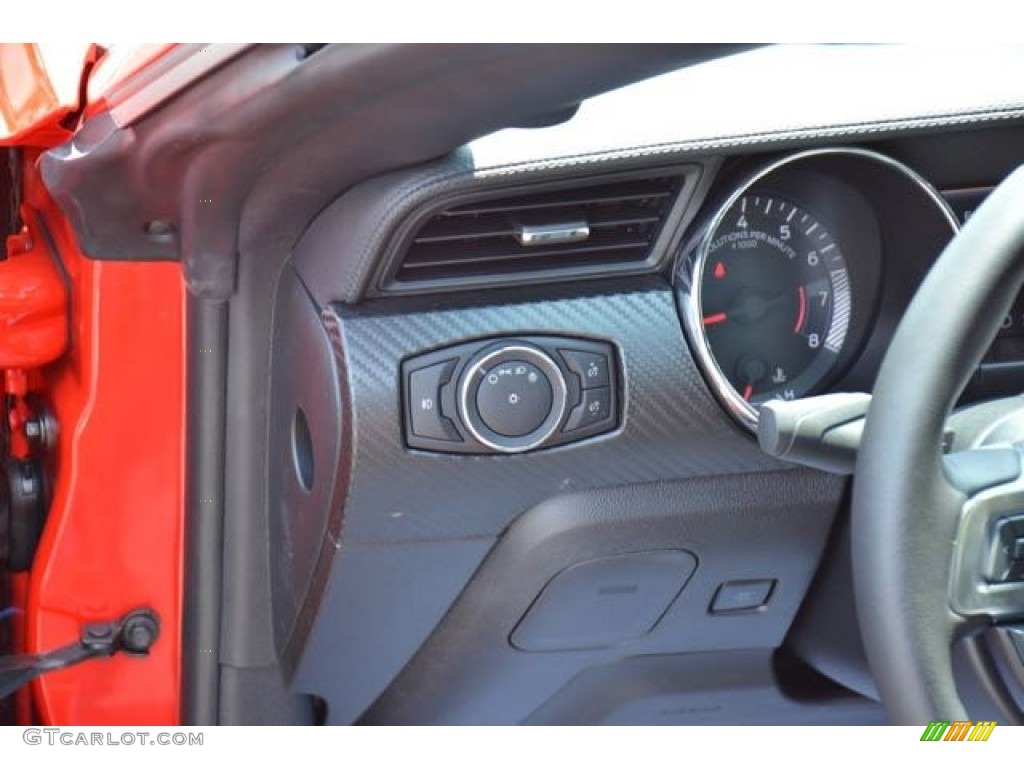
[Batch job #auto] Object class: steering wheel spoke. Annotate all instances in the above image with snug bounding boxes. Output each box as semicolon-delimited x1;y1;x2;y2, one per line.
948;447;1024;624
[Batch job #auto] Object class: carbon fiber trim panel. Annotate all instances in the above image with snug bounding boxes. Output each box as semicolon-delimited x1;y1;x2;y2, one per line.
329;278;788;546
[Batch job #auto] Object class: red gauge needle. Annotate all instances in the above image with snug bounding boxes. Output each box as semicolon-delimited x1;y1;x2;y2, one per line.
702;312;728;326
742;383;754;401
794;285;807;333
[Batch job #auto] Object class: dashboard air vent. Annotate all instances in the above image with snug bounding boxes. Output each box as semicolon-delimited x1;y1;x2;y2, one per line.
390;171;688;288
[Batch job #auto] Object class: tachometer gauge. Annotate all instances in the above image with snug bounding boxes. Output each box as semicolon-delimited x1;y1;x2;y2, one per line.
700;194;851;404
677;147;959;432
678;186;854;430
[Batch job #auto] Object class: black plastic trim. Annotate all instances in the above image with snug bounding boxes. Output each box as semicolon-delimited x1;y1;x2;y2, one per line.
523;650;886;726
181;297;229;726
359;469;845;725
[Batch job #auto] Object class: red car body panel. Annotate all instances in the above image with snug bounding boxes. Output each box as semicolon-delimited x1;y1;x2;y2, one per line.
1;47;186;725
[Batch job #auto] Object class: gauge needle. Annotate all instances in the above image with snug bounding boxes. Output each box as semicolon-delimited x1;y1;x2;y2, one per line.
702;312;728;326
742;383;754;401
794;285;807;333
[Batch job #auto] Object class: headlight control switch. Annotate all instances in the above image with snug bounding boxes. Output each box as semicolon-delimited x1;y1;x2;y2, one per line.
401;335;618;454
460;344;567;453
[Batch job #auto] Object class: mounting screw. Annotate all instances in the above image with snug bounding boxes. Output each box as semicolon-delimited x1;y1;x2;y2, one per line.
143;220;177;246
120;610;160;655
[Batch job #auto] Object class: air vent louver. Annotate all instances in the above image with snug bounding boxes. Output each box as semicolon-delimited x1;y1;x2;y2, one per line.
391;172;686;287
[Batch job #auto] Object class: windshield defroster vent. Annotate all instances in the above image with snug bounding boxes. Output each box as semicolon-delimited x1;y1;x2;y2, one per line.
385;169;693;292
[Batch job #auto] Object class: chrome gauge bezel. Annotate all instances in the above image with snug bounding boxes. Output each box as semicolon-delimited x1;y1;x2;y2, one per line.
676;147;961;432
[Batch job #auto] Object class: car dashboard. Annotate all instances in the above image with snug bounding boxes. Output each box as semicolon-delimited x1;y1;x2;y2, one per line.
230;46;1024;725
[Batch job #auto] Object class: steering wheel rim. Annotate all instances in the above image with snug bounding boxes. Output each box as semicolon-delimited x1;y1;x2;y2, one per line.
852;165;1024;724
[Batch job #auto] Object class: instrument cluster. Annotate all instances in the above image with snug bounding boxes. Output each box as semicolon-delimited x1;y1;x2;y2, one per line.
675;148;962;430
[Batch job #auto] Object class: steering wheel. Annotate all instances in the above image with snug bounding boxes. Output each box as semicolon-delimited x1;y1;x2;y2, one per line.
853;166;1024;724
